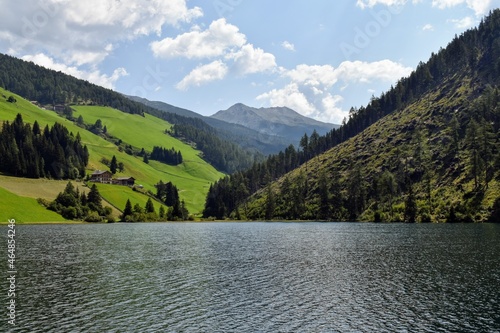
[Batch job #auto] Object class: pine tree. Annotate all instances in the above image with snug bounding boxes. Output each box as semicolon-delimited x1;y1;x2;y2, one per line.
159;205;166;219
318;170;330;220
110;155;118;174
404;184;417;223
145;198;155;213
87;184;103;213
264;184;275;220
122;199;133;220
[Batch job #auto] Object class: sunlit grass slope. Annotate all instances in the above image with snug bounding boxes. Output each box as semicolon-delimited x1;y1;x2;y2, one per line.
0;89;224;214
0;186;66;223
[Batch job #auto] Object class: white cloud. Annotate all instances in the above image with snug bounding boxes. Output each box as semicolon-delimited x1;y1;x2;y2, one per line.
257;60;412;124
176;60;228;90
151;18;246;59
356;0;408;9
448;16;475;28
153;18;277;87
226;44;277;75
335;60;413;83
0;0;203;66
285;64;338;88
422;24;434;31
357;0;495;15
281;41;295;51
257;83;317;118
432;0;495;16
22;53;127;89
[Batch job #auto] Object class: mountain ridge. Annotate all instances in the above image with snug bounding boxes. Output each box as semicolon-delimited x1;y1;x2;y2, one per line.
211;103;338;145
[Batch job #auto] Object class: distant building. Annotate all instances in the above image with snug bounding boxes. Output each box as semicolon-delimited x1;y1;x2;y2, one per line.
113;177;135;186
53;104;66;112
90;170;113;184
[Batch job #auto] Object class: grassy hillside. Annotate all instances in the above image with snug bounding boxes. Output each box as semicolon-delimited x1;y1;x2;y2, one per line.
242;76;499;222
0;186;66;223
0;88;223;216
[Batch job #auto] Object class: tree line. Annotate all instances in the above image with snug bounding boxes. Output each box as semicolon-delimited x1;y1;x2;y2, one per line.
42;182;113;222
0;114;88;179
168;123;260;173
149;146;183;166
120;180;189;221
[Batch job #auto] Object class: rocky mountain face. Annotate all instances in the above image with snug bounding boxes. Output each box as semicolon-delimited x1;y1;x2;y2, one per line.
211;103;338;144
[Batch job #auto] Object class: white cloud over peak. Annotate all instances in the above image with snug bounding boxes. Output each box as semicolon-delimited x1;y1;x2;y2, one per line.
22;53;127;89
226;44;277;75
176;60;228;91
151;19;246;59
257;60;412;124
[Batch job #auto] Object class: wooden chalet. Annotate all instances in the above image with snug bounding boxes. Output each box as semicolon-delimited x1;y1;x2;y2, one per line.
112;177;135;186
89;170;113;184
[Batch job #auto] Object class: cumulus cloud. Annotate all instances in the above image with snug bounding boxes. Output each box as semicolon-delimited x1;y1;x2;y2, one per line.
226;44;277;75
432;0;495;16
161;19;278;89
448;16;475;28
356;0;408;9
257;60;412;124
0;0;202;66
151;19;246;59
176;60;228;91
357;0;495;16
422;24;434;31
22;53;128;89
281;41;295;51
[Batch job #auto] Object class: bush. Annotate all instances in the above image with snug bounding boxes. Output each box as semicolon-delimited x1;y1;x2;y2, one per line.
84;211;102;222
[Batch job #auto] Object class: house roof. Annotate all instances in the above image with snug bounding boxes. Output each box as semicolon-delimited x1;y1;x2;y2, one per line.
91;170;112;176
114;177;135;181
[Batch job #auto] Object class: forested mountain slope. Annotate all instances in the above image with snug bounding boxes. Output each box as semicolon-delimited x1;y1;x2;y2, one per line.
203;9;500;222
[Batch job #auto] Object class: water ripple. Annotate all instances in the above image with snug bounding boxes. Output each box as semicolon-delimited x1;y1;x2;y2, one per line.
2;223;500;332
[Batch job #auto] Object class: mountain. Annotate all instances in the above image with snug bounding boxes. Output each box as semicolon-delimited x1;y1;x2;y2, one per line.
203;9;500;223
0;53;263;173
127;96;295;154
211;103;338;145
126;95;204;119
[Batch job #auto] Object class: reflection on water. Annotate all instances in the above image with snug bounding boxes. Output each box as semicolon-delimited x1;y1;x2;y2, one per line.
2;223;500;332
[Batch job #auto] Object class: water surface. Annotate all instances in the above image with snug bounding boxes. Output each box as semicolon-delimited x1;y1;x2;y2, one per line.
2;222;499;332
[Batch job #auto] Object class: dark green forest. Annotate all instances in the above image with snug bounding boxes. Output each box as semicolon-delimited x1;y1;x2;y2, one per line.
203;9;500;222
0;114;88;179
150;146;183;166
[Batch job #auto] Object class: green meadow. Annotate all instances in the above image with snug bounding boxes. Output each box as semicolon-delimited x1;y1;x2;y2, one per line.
0;186;66;223
0;89;224;219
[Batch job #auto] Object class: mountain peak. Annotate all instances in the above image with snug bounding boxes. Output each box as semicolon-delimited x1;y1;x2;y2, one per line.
210;103;338;145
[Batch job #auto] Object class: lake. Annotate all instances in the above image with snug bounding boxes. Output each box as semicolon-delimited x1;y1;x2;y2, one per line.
2;222;500;332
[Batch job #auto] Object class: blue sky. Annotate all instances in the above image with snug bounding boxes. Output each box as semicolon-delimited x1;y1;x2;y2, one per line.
0;0;498;124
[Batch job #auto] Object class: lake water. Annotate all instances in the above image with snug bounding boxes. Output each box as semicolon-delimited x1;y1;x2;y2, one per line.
2;222;500;332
